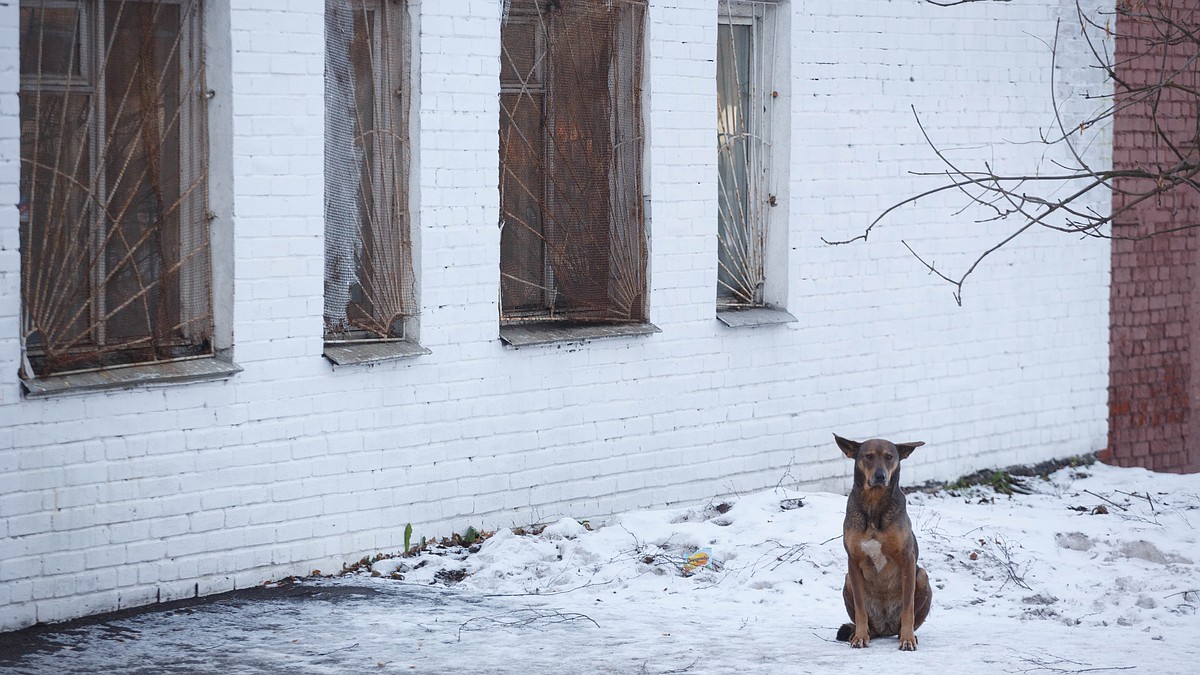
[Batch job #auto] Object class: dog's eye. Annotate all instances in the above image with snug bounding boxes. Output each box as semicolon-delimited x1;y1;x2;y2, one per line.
884;454;893;461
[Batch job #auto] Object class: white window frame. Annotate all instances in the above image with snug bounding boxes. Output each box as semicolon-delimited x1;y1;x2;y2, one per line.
716;0;793;322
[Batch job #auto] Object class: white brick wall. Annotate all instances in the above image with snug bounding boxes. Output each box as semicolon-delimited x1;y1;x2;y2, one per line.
0;0;1111;630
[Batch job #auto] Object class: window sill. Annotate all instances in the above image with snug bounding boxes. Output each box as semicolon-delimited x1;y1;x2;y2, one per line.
323;340;431;366
716;306;797;328
500;321;661;348
21;356;243;398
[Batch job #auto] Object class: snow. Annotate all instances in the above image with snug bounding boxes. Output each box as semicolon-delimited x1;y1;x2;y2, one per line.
3;463;1199;674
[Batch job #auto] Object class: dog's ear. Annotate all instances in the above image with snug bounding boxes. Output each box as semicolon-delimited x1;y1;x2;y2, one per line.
896;441;925;460
834;434;861;459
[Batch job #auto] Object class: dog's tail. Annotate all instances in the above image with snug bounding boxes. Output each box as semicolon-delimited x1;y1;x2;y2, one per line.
835;623;854;642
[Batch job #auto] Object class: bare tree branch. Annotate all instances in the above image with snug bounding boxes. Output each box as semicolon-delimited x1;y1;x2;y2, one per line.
924;0;1012;7
838;0;1200;301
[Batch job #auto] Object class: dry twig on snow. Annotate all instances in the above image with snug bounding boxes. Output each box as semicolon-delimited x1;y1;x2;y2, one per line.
457;608;599;641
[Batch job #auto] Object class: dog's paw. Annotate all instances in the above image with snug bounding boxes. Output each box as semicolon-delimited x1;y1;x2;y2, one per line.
851;634;870;649
899;634;918;651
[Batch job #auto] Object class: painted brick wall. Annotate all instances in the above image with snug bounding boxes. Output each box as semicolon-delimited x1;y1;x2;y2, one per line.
1107;0;1200;474
0;0;1111;631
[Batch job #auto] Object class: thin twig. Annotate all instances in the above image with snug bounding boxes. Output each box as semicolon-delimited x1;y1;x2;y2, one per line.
311;642;359;657
1115;490;1157;514
925;0;1011;6
1084;490;1129;512
456;608;599;641
1011;647;1137;674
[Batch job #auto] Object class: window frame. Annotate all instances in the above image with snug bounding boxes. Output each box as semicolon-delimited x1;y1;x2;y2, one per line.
17;0;228;391
498;0;652;336
715;0;794;325
322;0;424;364
498;8;551;317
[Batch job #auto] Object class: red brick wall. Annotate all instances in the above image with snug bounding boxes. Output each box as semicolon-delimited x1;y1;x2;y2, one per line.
1108;0;1200;473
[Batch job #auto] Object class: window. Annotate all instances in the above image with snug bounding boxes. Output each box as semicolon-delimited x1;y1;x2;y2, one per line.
717;0;783;312
324;0;415;348
18;0;212;378
499;0;648;326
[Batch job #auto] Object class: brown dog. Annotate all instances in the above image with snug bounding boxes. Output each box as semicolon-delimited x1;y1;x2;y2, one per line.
833;434;932;651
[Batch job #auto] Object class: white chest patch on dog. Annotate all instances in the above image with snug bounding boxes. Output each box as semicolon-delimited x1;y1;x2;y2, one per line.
860;539;887;572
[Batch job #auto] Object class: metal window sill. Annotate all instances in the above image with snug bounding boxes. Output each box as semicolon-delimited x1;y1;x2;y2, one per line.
22;356;243;398
323;340;431;366
500;321;661;348
716;306;797;328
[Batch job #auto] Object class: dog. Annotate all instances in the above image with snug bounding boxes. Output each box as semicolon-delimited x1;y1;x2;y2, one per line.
833;434;932;651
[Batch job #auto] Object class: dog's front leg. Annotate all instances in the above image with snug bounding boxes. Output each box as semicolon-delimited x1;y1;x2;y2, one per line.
898;555;918;651
846;562;871;648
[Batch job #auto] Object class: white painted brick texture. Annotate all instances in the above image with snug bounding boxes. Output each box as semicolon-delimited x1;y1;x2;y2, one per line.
0;0;1111;630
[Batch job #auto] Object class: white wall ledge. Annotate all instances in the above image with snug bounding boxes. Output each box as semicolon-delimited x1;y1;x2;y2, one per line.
499;322;661;348
323;340;431;366
21;356;242;398
716;306;797;328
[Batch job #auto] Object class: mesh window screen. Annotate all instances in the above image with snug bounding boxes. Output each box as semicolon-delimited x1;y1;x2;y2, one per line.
19;0;212;377
499;0;648;324
324;0;414;342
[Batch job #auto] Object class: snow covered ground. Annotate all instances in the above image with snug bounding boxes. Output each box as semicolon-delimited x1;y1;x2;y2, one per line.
3;462;1199;674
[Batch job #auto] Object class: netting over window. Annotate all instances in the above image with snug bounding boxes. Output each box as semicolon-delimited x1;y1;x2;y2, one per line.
717;1;777;308
499;0;648;323
324;0;414;342
19;0;212;377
